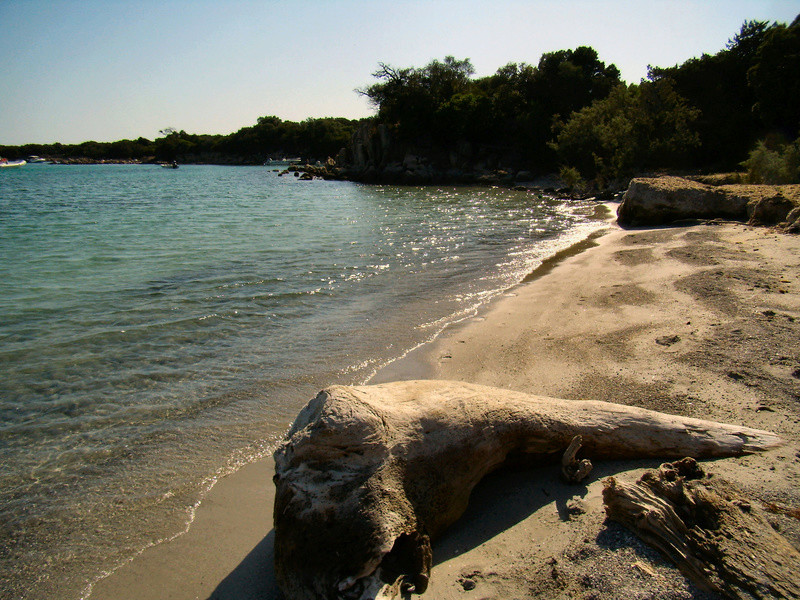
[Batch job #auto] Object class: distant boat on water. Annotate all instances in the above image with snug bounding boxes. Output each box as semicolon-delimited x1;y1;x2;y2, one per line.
264;157;301;166
0;158;26;168
27;156;48;163
161;161;179;169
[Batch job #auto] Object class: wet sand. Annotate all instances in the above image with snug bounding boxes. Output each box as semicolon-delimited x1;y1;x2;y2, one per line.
91;219;800;600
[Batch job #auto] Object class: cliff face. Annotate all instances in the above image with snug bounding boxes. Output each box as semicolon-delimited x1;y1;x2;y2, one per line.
303;121;565;188
327;119;537;186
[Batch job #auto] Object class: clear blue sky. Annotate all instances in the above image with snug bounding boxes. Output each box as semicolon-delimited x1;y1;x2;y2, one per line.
1;0;797;145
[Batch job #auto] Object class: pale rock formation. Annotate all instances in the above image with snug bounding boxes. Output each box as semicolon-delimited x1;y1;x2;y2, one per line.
617;176;800;229
617;176;748;226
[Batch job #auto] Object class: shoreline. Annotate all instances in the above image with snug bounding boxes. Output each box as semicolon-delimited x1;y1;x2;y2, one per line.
90;219;800;600
87;217;616;600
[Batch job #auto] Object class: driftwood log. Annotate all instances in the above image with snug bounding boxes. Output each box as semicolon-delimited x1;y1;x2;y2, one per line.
603;457;800;600
272;380;782;600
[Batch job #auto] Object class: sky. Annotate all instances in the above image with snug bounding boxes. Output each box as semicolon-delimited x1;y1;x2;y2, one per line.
1;0;798;146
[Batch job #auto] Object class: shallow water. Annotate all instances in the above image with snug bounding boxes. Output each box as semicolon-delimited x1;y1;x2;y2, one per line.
0;164;604;599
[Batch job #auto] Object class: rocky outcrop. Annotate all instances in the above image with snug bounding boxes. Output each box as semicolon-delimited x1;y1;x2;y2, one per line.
617;177;748;226
302;119;570;188
272;380;780;600
618;176;800;230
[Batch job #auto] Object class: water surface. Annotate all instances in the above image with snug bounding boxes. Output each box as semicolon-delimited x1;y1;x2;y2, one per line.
0;164;604;599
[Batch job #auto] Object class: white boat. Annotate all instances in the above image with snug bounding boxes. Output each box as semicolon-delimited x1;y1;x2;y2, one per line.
0;159;26;168
27;156;48;163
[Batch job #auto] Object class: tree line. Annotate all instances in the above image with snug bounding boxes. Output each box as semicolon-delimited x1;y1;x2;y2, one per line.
0;116;363;164
2;14;797;184
359;15;799;185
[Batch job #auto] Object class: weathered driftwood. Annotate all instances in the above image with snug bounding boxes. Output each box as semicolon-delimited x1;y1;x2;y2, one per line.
273;380;782;600
561;434;593;483
603;458;800;600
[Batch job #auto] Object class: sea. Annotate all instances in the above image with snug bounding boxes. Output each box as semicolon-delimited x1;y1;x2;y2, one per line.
0;163;606;599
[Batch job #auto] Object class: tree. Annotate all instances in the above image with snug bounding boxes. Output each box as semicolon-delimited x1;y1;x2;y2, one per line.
358;56;477;143
533;46;621;120
748;17;800;138
648;20;777;170
359;49;621;169
551;79;700;183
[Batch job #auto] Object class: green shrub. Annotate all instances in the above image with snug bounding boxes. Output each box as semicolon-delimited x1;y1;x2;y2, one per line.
742;137;800;183
559;165;585;190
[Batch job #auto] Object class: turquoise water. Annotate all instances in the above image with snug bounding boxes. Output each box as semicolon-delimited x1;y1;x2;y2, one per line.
0;164;604;599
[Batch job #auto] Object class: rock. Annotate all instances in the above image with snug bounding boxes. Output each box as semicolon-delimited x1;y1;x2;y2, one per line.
784;206;800;233
565;496;587;517
747;192;799;226
335;147;349;167
461;578;477;590
360;165;379;183
618;176;800;229
382;162;404;181
402;154;421;170
617;176;748;226
515;170;535;182
272;380;781;600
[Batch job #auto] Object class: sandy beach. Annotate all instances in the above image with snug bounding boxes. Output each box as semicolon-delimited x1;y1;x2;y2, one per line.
91;216;800;600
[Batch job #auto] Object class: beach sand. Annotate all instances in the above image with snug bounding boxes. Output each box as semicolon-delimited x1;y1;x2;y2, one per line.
91;219;800;600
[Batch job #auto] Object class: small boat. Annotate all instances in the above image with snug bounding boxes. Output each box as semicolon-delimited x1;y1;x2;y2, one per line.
161;161;179;169
0;158;26;168
264;157;302;166
27;156;48;163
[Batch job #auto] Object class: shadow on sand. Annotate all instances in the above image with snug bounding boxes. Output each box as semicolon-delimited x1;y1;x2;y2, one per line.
208;530;280;600
206;458;664;599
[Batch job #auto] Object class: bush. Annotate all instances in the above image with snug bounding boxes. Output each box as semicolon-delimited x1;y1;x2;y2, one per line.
559;165;585;190
742;137;800;183
550;80;700;183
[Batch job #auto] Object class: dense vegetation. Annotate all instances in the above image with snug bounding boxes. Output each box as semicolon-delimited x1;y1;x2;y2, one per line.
2;14;797;185
359;49;622;170
359;15;799;184
0;116;362;164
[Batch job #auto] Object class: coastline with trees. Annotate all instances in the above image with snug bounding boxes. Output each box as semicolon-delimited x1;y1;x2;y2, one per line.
2;16;798;189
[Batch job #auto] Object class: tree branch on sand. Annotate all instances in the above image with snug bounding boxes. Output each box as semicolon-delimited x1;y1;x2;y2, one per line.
272;380;781;600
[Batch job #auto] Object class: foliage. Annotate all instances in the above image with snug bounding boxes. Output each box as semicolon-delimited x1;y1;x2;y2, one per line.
152;116;361;162
0;138;156;161
559;165;585;190
1;117;361;163
359;49;621;168
359;56;477;144
647;22;765;169
747;18;800;138
741;137;800;183
551;80;700;182
647;18;800;171
3;14;799;179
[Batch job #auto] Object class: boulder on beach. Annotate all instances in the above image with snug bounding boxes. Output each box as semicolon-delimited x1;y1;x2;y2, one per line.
617;176;747;226
617;176;800;229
